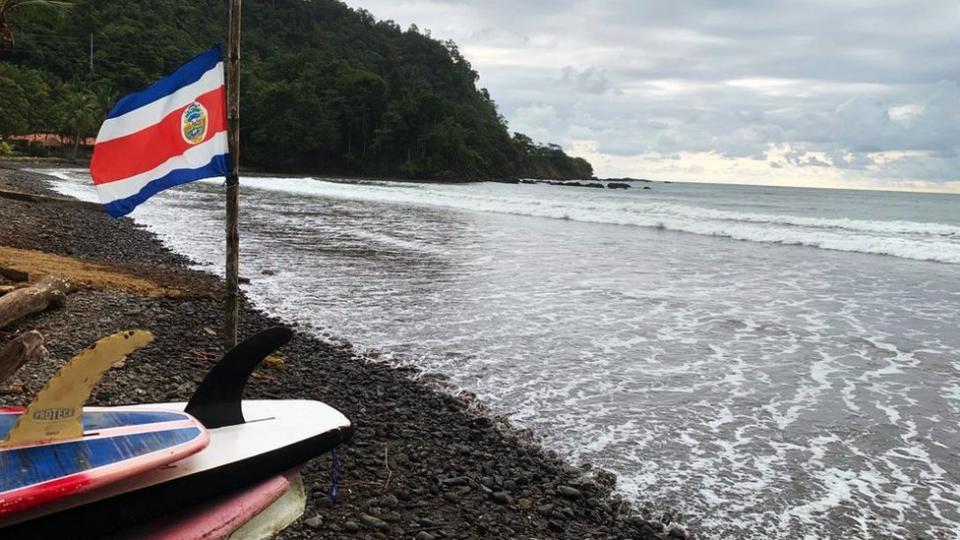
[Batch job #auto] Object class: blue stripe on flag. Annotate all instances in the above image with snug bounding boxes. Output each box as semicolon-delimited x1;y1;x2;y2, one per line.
106;45;223;120
104;154;229;218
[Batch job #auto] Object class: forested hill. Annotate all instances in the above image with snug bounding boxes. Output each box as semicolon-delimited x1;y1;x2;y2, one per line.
0;0;593;180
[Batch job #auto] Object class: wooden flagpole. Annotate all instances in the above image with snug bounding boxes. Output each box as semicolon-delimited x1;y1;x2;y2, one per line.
224;0;242;349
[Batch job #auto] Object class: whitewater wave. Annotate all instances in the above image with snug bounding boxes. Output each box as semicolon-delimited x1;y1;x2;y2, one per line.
234;177;960;265
33;169;960;265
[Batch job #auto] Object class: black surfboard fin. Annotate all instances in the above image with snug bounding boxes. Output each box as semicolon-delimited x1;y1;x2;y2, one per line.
185;326;293;429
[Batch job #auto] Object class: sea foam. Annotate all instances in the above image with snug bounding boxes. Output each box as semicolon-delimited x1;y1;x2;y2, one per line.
34;170;960;264
231;176;960;265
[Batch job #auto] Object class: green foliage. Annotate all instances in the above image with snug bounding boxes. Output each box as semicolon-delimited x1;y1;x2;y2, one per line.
0;61;54;136
3;0;593;179
514;135;594;179
55;83;98;157
0;140;11;155
0;0;74;51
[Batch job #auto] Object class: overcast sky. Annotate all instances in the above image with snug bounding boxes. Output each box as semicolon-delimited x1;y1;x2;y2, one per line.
342;0;959;191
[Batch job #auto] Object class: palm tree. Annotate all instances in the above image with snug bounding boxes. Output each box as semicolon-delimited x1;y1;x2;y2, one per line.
0;0;73;52
56;85;97;158
92;79;119;117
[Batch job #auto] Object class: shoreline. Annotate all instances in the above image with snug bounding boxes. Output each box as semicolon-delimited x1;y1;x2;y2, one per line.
0;165;678;539
1;158;662;186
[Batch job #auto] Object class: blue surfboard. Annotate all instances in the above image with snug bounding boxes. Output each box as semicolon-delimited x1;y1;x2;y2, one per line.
0;406;208;518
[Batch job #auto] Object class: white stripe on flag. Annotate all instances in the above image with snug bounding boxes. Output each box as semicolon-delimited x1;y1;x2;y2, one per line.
95;62;225;144
95;132;228;203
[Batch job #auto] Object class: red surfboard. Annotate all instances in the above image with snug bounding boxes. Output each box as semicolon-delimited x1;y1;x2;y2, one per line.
113;469;298;540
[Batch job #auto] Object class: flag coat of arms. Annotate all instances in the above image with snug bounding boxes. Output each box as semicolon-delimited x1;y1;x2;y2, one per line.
90;45;229;218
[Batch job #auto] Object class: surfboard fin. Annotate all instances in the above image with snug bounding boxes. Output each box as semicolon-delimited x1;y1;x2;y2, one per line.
185;326;293;429
1;330;154;447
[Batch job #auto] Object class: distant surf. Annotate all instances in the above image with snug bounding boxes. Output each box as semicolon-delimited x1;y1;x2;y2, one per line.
38;170;960;264
230;176;960;265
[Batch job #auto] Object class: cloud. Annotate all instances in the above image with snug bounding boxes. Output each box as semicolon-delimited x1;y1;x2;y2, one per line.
561;67;610;94
341;0;960;188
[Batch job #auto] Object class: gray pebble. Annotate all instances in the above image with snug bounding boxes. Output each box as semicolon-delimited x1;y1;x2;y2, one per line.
360;513;390;531
558;485;583;499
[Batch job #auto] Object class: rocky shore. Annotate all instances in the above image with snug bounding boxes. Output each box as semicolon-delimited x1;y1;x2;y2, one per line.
0;166;680;540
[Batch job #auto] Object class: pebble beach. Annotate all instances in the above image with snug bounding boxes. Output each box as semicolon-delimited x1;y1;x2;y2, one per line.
0;164;673;540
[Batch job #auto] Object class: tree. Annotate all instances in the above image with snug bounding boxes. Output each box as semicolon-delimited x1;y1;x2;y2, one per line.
0;65;31;135
0;61;51;136
5;0;594;179
336;68;387;163
0;0;73;53
55;84;97;158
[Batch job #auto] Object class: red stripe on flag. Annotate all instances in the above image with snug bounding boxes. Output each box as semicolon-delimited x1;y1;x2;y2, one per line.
91;87;226;185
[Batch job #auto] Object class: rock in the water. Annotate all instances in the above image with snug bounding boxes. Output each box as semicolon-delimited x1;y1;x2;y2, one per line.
594;468;618;493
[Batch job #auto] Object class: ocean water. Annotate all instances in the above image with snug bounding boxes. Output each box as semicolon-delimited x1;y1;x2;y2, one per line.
38;169;960;539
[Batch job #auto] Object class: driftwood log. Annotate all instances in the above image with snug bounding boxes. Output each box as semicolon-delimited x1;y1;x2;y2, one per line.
0;188;103;210
0;331;46;384
0;275;74;329
0;267;28;283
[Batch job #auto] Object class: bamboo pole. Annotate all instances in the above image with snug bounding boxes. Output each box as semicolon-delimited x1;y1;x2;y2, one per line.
224;0;242;349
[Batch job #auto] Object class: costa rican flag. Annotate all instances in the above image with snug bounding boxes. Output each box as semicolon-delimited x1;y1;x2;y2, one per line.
91;45;229;218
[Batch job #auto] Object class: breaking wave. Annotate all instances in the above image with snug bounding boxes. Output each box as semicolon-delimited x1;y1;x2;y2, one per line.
35;170;960;264
234;177;960;265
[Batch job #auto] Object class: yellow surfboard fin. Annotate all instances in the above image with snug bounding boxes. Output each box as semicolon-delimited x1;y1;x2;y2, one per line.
1;330;154;447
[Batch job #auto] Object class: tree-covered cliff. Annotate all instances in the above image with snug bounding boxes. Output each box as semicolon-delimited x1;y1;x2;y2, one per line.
0;0;593;180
